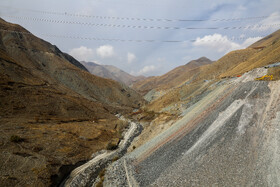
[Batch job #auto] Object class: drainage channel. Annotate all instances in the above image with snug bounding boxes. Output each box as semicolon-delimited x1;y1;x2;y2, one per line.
59;118;143;187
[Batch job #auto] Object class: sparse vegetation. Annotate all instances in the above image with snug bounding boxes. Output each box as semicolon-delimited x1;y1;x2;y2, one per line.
268;66;280;80
139;108;160;121
106;142;118;150
10;135;24;143
96;168;106;187
115;119;129;140
112;156;119;162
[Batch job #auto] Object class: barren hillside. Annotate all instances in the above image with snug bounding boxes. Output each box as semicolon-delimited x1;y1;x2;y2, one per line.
105;68;280;186
101;30;280;187
81;61;145;86
133;57;213;95
0;18;144;186
145;29;280;113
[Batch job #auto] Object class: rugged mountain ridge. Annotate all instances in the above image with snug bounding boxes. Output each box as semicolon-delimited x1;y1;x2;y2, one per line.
81;61;145;86
0;18;144;186
102;30;280;187
133;57;213;95
142;29;280;113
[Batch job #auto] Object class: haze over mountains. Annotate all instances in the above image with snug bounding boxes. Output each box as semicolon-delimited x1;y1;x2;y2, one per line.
81;61;145;86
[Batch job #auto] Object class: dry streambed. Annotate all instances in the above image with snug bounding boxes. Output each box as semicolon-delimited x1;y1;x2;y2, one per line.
61;117;142;187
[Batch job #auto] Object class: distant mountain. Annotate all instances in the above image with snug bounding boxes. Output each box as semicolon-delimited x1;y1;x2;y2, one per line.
81;61;145;86
133;57;213;95
119;30;280;187
0;18;144;186
146;29;280;113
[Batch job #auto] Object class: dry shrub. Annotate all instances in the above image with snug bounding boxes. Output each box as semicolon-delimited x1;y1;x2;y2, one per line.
10;135;24;143
268;66;280;80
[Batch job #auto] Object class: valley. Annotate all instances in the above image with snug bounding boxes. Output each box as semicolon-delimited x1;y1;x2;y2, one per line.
0;18;144;186
0;13;280;187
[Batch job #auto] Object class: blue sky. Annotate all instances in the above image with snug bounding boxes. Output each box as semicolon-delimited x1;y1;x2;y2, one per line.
0;0;280;76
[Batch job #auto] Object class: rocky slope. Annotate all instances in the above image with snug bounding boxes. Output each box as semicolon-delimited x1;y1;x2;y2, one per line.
98;30;280;187
0;18;144;186
144;29;280;114
81;61;145;86
132;57;213;95
105;68;280;186
134;29;280;99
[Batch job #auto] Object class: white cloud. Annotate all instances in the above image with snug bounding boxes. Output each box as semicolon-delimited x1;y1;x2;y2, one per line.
240;37;263;48
131;65;156;76
252;12;280;32
240;34;245;38
193;34;240;53
193;33;263;53
69;46;95;62
138;65;156;75
127;52;136;64
157;57;166;62
96;45;114;58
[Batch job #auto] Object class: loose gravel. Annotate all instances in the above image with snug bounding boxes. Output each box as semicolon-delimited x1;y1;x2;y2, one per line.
62;117;142;187
103;68;280;186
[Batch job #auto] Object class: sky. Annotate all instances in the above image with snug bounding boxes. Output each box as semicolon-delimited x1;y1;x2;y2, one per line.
0;0;280;76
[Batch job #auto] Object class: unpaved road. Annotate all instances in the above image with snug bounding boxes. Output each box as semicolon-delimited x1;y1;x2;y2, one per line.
104;69;280;186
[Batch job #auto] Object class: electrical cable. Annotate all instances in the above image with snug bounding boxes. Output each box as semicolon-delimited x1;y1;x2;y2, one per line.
0;28;265;43
0;5;277;22
2;15;280;30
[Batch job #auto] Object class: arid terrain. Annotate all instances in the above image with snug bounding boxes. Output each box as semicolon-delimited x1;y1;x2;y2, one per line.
0;18;144;186
81;61;145;86
103;30;280;187
1;15;280;187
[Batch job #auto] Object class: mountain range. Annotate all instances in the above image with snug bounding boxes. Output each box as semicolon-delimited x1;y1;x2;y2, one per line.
0;18;144;186
81;61;145;86
1;16;280;187
133;57;213;95
110;29;280;187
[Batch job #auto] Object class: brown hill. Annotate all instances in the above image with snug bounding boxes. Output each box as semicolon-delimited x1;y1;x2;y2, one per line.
135;29;280;99
81;61;145;86
220;29;280;77
0;18;144;186
146;29;280;113
133;57;213;95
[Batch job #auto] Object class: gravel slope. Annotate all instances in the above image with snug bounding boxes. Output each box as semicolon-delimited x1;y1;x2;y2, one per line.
104;68;280;186
63;117;142;187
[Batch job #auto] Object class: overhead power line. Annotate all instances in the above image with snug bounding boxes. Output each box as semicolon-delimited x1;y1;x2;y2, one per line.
3;15;280;30
0;6;276;22
0;28;265;43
